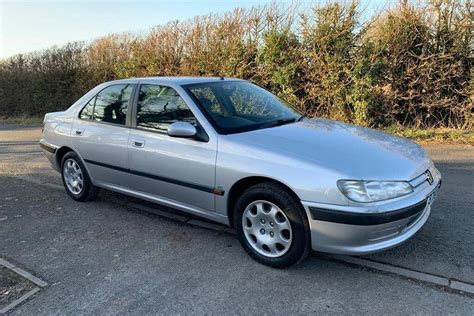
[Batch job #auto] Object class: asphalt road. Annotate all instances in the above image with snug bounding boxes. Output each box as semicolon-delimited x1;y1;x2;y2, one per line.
1;125;473;314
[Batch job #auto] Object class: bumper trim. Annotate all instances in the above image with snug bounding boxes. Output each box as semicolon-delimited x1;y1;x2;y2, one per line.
39;142;57;154
308;199;427;226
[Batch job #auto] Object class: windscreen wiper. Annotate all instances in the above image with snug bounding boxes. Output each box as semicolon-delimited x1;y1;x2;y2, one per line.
261;117;299;128
297;113;307;121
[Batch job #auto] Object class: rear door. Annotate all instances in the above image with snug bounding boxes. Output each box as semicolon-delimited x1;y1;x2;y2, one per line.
127;84;217;212
72;83;135;187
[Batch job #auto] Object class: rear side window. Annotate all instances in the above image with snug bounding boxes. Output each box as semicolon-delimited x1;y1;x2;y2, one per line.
79;84;134;126
79;99;94;120
136;84;197;132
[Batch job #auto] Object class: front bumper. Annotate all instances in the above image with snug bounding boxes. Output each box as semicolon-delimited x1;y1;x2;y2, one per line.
302;178;441;255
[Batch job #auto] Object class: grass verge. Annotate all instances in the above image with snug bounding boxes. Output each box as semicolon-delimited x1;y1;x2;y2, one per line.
0;116;43;125
385;127;474;145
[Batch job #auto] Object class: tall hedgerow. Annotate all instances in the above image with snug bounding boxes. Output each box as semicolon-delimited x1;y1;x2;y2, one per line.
362;0;473;128
0;0;471;128
0;42;90;117
299;2;360;122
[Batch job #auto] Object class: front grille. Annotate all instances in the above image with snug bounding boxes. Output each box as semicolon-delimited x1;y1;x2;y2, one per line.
409;171;430;188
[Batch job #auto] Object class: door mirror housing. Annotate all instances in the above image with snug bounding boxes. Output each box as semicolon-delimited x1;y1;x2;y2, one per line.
167;122;197;138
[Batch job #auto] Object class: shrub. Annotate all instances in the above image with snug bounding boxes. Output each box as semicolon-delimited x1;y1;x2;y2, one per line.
0;0;471;129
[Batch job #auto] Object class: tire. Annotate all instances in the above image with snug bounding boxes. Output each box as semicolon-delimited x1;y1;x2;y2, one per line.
234;182;311;268
61;151;99;202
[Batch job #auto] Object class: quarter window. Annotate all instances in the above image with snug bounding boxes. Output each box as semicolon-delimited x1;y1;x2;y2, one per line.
79;84;134;126
136;84;197;132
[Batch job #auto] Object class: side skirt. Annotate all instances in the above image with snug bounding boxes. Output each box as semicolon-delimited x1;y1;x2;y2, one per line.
94;180;230;226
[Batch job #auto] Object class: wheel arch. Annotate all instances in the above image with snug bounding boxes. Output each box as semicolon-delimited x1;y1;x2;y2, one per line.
226;176;303;228
55;146;75;168
55;146;98;185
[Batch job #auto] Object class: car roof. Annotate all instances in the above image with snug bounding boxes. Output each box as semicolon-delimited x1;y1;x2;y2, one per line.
103;76;244;86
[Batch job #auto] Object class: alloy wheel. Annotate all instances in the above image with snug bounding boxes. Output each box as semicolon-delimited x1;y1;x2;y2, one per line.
63;159;84;195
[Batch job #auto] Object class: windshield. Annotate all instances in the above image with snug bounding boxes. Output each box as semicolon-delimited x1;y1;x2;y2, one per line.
184;81;301;134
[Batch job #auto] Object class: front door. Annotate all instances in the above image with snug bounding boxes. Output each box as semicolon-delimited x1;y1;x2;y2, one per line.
127;84;217;212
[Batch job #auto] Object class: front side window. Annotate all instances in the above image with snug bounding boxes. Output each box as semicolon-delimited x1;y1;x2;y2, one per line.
136;84;197;132
79;84;134;126
185;81;300;134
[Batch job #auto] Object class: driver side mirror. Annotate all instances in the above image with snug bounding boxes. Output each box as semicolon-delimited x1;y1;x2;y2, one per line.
167;122;197;138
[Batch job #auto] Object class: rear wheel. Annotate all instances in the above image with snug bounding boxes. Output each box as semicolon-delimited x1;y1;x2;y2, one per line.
61;151;99;201
234;182;310;268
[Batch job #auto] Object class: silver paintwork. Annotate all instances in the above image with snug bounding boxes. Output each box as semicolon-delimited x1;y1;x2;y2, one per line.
95;180;228;224
40;77;441;255
167;122;197;137
128;124;216;212
242;200;293;257
73;121;132;187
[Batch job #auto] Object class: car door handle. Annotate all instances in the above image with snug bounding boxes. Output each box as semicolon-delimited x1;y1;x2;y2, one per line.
132;140;145;148
75;129;84;136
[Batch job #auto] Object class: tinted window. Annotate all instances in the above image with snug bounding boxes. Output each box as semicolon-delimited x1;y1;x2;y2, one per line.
92;84;134;125
79;99;94;120
136;85;197;132
186;81;300;134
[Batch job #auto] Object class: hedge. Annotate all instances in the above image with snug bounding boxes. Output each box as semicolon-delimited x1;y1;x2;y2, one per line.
0;0;472;128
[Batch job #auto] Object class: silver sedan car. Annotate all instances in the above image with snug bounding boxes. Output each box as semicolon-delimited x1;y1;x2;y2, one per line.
40;77;441;268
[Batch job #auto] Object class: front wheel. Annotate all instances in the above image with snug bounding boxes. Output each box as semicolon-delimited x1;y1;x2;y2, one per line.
234;182;310;268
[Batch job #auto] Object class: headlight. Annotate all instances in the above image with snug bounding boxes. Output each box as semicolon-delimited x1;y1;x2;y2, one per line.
337;180;413;203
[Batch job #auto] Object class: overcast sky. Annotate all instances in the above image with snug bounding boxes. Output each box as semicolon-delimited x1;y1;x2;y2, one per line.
0;0;395;59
